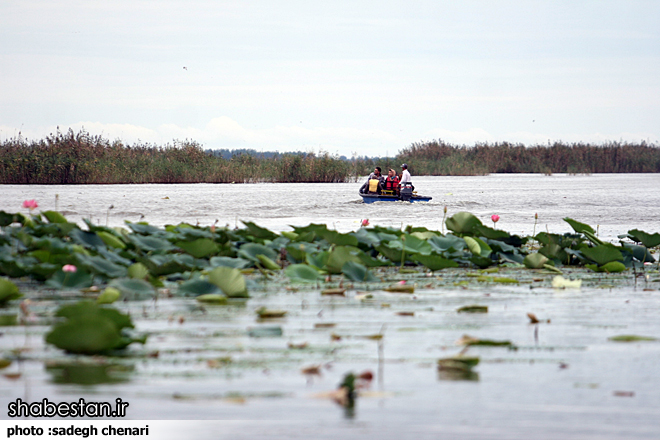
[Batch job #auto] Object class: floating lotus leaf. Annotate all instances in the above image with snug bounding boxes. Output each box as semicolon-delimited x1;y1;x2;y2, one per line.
318;230;359;247
175;238;219;258
209;256;251;269
325;246;362;274
125;222;163;235
255;307;287;318
563;217;595;234
457;335;513;346
97;287;121;304
384;284;415;293
457;305;488;313
586;261;627;273
581;244;623;266
474;225;510;240
127;262;149;280
247;326;283;337
608;335;657;342
0;313;18;326
139;254;195;276
42;210;68;224
306;251;329;270
375;243;405;263
285;264;320;282
627;229;660;248
129;234;175;252
353;229;381;247
46;317;122;355
437;356;480;371
241;221;278;240
70;229;106;250
620;243;655;263
208;267;249;298
77;255;127;279
46;269;93;289
0;278;21;304
464;236;481;255
177;279;224;297
412;254;459;271
357;252;391;267
446;212;483;235
238;243;278;262
96;231;126;249
428;234;465;253
109;278;155;300
256;254;281;270
523;253;549;269
410;231;439;241
341;261;377;282
196;293;228;304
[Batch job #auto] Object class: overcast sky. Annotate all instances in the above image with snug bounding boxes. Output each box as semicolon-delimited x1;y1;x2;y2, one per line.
1;1;658;157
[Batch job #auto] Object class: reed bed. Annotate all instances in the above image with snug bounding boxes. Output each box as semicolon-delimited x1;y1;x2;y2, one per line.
1;130;658;184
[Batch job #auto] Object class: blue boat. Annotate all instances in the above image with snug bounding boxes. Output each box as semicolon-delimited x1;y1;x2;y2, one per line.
359;191;432;204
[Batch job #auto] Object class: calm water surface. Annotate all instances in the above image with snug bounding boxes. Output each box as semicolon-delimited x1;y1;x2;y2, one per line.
1;174;659;439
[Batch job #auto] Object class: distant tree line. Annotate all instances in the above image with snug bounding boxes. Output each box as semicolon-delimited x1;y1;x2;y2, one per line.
1;130;658;184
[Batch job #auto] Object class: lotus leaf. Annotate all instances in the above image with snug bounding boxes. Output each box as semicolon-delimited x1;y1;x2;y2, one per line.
608;335;657;342
139;254;195;276
77;255;127;279
0;278;21;303
127;262;149;280
46;269;93;289
581;244;623;266
428;234;465;253
241;221;278;240
620;243;655;263
208;267;249;298
325;246;362;274
285;264;321;282
46;316;122;355
97;287;121;304
42;210;68;224
523;253;549;269
457;305;488;313
109;278;155;300
46;362;132;385
178;279;224;297
318;230;359;247
445;212;483;235
175;238;219;258
247;326;283;337
209;256;251;269
129;234;175;252
464;236;481;255
627;229;660;248
341;261;377;282
96;231;126;249
70;229;106;250
306;251;329;270
125;222;163;235
238;243;278;262
412;254;459;271
196;294;228;304
563;217;595;234
256;254;281;270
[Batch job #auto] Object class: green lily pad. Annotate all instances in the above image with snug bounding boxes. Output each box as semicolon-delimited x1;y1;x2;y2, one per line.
46;316;122;355
446;212;483;235
0;278;22;303
178;279;224;297
209;256;251;269
464;236;481;255
127;262;149;280
46;362;133;385
208;267;249;298
325;246;362;274
0;313;18;326
46;269;93;289
256;254;281;270
70;229;106;250
109;278;155;300
129;234;175;252
587;261;627;273
285;264;320;282
176;238;219;258
77;255;127;279
627;229;660;248
428;234;466;253
564;217;595;234
608;335;657;342
196;293;228;304
42;210;68;224
97;287;121;304
248;326;283;337
238;243;278;262
341;261;377;282
96;231;126;249
241;221;279;240
457;305;488;313
523;253;549;269
412;254;459;271
438;356;480;371
581;244;623;266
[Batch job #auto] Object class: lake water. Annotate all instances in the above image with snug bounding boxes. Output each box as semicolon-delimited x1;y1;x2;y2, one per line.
3;174;660;241
1;174;660;439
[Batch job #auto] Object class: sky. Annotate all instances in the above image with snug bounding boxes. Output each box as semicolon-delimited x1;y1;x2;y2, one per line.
1;0;659;157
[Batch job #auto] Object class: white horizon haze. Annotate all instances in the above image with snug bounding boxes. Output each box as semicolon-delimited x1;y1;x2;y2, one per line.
1;1;658;157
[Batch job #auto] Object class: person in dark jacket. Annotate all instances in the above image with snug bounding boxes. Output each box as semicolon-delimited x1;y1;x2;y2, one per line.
359;167;384;194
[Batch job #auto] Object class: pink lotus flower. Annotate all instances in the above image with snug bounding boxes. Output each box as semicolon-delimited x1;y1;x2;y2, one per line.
491;214;500;223
22;199;38;210
398;280;406;285
62;264;77;273
361;219;370;227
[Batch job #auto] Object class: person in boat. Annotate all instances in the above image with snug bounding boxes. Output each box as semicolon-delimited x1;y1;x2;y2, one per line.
359;167;384;194
399;163;414;191
383;168;400;195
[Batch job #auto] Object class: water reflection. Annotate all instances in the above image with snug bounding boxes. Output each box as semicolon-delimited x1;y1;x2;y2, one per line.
46;362;133;385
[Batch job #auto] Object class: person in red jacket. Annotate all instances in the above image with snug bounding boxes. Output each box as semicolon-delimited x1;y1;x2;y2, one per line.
383;168;399;194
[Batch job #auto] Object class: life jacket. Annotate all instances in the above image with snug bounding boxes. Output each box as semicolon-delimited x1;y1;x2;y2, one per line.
384;176;399;191
368;179;380;193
